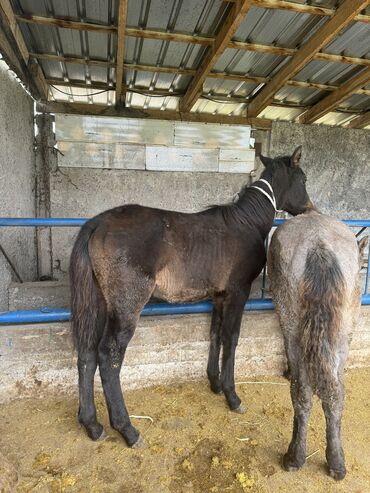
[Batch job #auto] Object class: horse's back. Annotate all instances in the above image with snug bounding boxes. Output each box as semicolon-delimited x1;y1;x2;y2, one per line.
269;210;360;296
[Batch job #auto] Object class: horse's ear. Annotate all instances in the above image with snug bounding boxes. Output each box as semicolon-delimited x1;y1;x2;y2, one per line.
358;236;368;258
260;155;273;167
290;146;302;167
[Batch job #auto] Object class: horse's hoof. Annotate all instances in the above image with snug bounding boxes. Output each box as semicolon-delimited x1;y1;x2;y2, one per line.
232;403;246;414
80;421;106;442
96;429;108;441
282;453;304;472
131;434;145;449
209;382;223;395
328;467;346;481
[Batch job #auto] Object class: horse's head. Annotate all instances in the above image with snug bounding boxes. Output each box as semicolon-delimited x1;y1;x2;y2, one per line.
259;146;312;216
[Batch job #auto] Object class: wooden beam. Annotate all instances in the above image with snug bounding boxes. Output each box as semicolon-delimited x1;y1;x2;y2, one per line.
299;67;370;124
47;78;365;116
345;111;370;129
228;0;370;23
19;16;370;68
33;47;370;73
48;78;109;90
180;1;254;111
16;2;370;29
115;0;128;104
32;53;370;96
0;0;48;99
0;21;26;77
125;27;211;45
36;101;273;129
30;52;114;67
15;14;116;33
247;0;370;118
229;40;370;67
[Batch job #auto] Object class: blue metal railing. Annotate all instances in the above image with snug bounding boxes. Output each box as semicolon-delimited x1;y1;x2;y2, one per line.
0;217;369;324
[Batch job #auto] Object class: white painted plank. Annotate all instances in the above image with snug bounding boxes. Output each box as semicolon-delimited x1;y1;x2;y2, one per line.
174;121;251;148
219;160;255;173
55;114;174;145
146;146;219;172
58;141;145;169
219;148;255;162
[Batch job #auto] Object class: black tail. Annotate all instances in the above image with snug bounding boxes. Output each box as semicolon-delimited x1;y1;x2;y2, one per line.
300;243;345;390
70;220;106;351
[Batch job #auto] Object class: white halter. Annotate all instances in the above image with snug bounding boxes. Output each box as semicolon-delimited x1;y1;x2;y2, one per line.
250;179;283;213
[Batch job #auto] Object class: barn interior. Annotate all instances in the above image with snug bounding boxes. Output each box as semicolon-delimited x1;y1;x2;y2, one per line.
0;0;369;491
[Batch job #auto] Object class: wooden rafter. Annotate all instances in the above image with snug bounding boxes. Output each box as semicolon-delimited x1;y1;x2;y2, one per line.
36;101;273;129
32;53;370;96
227;0;370;23
16;14;116;33
346;111;370;129
115;0;128;104
298;68;370;124
179;0;254;111
0;0;48;99
17;16;370;69
47;75;370;102
14;0;370;28
247;0;370;118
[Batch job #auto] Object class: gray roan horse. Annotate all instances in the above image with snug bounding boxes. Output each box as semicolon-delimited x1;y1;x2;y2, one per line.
70;146;311;448
268;210;367;480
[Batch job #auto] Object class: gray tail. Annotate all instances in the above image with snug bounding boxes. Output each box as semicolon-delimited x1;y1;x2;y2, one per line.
70;220;106;350
300;243;345;390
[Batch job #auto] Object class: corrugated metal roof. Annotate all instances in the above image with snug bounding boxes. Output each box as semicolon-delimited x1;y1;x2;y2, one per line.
6;0;370;126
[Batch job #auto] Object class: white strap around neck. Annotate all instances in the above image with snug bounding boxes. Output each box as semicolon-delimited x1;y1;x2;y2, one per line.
250;179;283;213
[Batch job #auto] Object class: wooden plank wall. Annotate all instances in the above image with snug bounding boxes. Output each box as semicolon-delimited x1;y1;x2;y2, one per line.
55;115;255;174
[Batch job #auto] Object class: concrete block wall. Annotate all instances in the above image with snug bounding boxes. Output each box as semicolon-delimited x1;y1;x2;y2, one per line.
269;122;370;219
1;308;369;403
0;60;37;309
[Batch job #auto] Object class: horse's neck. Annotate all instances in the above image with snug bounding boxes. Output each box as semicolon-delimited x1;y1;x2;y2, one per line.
235;190;275;239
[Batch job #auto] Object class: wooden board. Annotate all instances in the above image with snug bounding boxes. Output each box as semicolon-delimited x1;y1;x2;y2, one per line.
146;146;219;172
58;141;145;169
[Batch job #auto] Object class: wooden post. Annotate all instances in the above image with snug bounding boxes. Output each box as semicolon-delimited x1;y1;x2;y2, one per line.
35;114;56;280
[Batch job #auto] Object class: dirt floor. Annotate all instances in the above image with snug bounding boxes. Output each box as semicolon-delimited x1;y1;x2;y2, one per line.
0;367;369;493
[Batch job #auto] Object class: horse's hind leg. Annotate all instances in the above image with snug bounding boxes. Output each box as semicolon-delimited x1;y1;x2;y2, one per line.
77;349;105;441
321;380;346;480
283;368;313;471
207;297;223;395
98;314;143;448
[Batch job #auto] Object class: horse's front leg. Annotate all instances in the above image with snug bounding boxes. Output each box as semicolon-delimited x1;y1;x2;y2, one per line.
207;297;224;394
220;291;249;413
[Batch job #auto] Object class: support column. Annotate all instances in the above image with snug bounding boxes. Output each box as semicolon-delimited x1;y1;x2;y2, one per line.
35;113;56;280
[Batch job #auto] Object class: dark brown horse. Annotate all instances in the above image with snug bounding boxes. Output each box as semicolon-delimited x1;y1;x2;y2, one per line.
268;210;367;480
70;146;311;447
